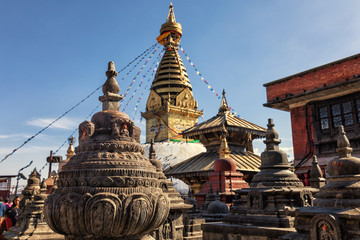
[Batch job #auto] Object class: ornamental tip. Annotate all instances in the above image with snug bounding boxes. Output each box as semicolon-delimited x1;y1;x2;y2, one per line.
336;125;352;157
167;2;176;23
106;61;118;78
264;118;281;151
218;89;229;114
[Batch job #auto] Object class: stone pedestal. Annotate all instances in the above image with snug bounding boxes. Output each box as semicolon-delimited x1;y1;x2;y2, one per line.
202;119;318;240
282;126;360;240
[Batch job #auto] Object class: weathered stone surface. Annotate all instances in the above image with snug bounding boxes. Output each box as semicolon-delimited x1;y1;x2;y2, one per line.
202;119;318;240
44;62;170;240
309;155;326;189
285;126;360;240
4;171;63;240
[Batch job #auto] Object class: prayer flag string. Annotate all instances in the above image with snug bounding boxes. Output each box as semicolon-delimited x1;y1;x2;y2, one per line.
39;103;102;175
132;50;164;120
178;45;241;118
122;48;164;112
0;43;159;165
120;44;161;109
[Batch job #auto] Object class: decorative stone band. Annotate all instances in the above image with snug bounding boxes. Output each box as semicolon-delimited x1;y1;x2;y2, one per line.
44;192;170;238
75;141;144;155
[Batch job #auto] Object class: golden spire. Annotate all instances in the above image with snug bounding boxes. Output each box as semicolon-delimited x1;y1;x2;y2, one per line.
66;136;75;160
219;125;231;158
218;89;229;115
167;3;176;23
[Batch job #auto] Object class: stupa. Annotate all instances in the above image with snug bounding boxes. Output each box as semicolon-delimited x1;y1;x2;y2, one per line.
44;62;171;240
202;119;319;239
283;126;360;239
141;3;203;143
4;170;63;240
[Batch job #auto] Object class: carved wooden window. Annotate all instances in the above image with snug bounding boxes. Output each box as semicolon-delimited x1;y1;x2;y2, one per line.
315;92;360;135
319;106;329;130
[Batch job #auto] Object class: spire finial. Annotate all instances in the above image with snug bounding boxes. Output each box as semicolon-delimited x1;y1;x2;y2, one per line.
264;118;281;151
218;89;229;114
336;125;353;158
167;2;176;23
149;138;156;160
66;136;75;159
219;125;231;158
310;155;323;179
99;61;123;111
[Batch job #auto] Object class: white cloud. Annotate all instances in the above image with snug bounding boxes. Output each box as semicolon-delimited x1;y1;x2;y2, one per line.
26;117;78;130
0;134;30;139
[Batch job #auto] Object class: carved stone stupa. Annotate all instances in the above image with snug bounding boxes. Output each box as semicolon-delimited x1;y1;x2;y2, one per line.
283;126;360;240
202;119;319;239
44;62;171;240
4;170;63;240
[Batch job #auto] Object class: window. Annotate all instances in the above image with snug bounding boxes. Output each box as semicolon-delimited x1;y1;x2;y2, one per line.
316;93;360;133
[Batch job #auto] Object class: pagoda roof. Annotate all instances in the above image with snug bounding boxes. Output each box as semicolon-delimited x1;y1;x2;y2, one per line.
182;90;266;138
164;147;261;178
182;111;266;138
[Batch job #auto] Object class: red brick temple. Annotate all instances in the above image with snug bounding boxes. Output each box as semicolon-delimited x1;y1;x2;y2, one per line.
264;53;360;182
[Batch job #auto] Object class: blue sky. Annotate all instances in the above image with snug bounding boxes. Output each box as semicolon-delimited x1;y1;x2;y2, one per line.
1;0;360;186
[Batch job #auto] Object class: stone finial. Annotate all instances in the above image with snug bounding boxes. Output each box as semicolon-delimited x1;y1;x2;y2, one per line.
66;136;75;159
149;138;156;160
149;139;162;172
336;125;353;158
99;61;123;111
263;118;281;151
310;155;326;189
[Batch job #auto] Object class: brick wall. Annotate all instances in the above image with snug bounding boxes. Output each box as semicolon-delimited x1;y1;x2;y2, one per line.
266;56;360;101
290;105;315;164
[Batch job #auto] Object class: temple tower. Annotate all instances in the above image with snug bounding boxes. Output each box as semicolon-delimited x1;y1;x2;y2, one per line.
141;3;203;143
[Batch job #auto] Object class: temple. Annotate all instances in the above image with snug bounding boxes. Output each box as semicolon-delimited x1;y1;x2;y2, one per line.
165;90;266;195
141;3;203;143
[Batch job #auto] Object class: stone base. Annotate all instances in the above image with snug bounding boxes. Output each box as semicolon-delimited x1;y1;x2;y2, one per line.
4;222;64;240
66;234;154;240
202;222;296;240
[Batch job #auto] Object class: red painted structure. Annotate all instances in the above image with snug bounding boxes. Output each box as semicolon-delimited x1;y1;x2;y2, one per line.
195;157;249;207
264;53;360;182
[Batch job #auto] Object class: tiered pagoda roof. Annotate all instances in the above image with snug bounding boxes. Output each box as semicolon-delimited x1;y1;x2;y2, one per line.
165;91;266;191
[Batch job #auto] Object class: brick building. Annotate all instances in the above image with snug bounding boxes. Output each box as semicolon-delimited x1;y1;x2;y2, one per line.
263;53;360;179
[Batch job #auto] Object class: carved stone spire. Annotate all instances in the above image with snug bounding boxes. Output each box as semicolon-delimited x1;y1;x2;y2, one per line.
99;61;123;111
336;125;353;158
218;89;229;114
310;155;326;189
264;118;281;151
149;138;162;172
250;118;303;187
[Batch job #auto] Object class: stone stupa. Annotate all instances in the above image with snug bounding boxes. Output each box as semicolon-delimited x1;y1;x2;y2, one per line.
283;126;360;239
202;118;319;239
44;61;171;240
4;170;63;240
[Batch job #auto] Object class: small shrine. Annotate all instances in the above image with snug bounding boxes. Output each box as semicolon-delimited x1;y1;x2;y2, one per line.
165;90;266;193
194;126;249;206
4;169;63;240
282;126;360;239
202;119;319;240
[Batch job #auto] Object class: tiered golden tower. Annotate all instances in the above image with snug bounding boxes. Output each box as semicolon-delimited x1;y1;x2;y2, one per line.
141;3;203;143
